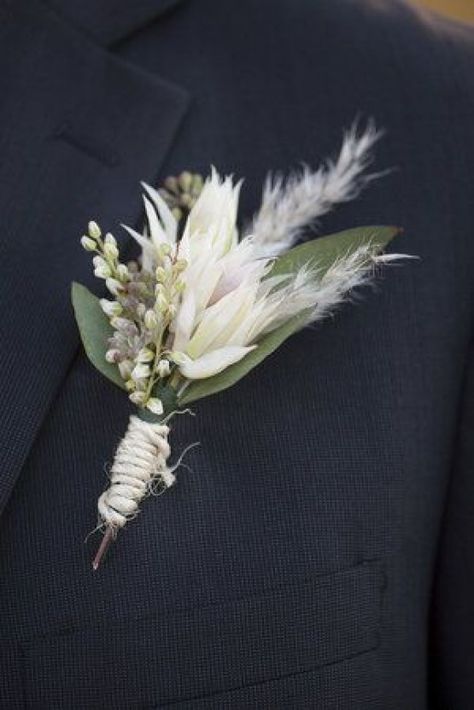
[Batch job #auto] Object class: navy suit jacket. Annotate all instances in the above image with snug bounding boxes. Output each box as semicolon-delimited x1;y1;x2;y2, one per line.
0;0;473;707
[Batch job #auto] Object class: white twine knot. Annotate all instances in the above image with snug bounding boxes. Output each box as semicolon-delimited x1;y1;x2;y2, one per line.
97;415;175;531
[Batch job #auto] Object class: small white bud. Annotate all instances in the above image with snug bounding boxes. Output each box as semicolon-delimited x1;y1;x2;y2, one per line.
156;293;169;313
174;280;185;294
92;256;111;278
156;293;168;313
94;264;112;279
93;255;106;268
118;360;133;380
129;391;146;405
178;171;193;191
106;278;123;296
92;256;110;278
144;309;158;330
116;264;129;282
156;359;170;378
104;233;117;247
146;398;164;416
181;193;193;208
175;258;188;273
100;299;122;318
81;236;96;251
158;243;172;258
131;363;151;381
104;242;119;260
136;303;146;319
167;303;177;318
88;221;101;239
137;348;154;363
155;266;167;282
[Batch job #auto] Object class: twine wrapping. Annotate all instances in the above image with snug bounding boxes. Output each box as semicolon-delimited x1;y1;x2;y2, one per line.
97;415;175;532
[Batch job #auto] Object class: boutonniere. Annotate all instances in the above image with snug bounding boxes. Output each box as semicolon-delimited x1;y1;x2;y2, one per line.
72;122;411;569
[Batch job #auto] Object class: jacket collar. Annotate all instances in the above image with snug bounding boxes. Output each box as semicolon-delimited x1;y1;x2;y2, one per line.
0;0;190;513
44;0;185;46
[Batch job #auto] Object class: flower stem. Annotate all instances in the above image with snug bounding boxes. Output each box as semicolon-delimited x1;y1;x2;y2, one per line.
92;527;114;571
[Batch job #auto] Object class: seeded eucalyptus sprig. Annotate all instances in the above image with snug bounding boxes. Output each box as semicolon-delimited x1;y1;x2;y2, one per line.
159;171;204;226
80;220;188;416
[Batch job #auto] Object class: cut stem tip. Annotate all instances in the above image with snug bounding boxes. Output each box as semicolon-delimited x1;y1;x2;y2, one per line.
92;527;114;571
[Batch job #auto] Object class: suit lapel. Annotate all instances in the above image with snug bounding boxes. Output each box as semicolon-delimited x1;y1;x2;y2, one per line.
0;0;190;513
44;0;186;46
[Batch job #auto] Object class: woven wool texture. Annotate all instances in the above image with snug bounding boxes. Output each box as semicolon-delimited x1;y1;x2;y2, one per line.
0;0;473;708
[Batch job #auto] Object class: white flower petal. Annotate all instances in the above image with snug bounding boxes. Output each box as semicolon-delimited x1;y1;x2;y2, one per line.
186;167;242;258
179;345;256;379
172;289;196;352
141;182;177;244
143;196;169;248
183;253;223;318
186;282;258;358
121;223;155;271
209;236;271;303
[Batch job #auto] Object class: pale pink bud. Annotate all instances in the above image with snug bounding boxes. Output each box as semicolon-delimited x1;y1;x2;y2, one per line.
110;317;132;332
105;349;121;363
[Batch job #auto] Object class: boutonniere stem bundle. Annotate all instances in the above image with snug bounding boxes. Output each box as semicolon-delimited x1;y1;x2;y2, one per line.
72;122;410;569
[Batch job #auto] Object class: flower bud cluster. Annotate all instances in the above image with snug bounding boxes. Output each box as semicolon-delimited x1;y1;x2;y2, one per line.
81;219;187;416
159;171;203;224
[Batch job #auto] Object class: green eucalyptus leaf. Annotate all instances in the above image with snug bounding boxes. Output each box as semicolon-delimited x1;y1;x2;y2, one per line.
179;225;401;406
269;224;400;278
71;282;126;390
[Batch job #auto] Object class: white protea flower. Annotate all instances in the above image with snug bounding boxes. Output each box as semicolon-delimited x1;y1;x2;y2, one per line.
117;163;405;383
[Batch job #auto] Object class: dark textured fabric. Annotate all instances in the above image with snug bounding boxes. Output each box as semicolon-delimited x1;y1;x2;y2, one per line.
430;336;474;709
44;0;184;46
0;0;473;707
